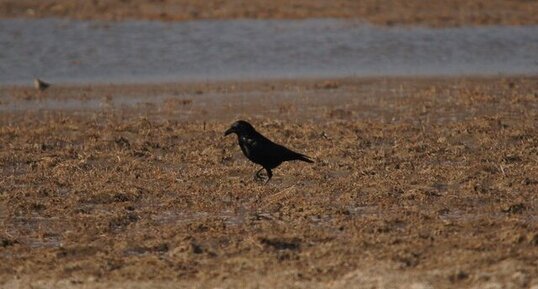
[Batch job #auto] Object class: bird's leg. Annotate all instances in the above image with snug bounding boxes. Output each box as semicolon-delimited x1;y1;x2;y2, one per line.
254;167;265;181
263;168;273;184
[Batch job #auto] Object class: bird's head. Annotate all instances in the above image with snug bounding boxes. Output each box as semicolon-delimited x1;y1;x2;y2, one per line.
224;120;255;136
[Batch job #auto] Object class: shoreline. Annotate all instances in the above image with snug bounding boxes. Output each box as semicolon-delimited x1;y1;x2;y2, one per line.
4;74;537;89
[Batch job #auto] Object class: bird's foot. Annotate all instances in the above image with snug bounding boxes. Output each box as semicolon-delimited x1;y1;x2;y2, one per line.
254;173;266;182
254;170;269;183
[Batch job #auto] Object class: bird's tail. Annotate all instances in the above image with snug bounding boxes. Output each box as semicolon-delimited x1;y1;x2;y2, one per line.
296;154;314;163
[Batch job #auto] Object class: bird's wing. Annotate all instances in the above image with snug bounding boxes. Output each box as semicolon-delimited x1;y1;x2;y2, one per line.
256;135;313;163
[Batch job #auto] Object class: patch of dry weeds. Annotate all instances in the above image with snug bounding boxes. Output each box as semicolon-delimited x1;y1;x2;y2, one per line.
0;77;536;288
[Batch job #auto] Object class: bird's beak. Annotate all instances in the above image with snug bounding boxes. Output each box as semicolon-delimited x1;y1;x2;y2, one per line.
224;127;234;136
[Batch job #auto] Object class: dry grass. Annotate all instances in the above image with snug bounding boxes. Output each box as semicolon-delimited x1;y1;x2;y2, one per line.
1;0;538;26
0;77;537;289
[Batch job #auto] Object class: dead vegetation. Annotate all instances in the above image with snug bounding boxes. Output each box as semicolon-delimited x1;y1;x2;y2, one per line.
1;0;538;27
0;77;537;288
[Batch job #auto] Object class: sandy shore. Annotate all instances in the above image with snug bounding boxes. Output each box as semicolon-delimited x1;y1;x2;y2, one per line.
1;0;538;26
0;76;537;288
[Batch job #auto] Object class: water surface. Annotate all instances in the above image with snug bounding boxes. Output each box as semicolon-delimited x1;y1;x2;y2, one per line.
0;19;537;84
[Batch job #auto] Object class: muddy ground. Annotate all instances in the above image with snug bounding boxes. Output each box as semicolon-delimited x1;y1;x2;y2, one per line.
1;0;538;26
0;77;537;289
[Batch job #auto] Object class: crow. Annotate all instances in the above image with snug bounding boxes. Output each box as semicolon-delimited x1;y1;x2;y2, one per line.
224;120;313;183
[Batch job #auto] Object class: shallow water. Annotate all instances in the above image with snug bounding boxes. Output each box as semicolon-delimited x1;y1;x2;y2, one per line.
0;19;537;85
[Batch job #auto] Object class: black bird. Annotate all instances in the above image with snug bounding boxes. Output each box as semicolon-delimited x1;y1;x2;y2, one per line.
224;120;314;183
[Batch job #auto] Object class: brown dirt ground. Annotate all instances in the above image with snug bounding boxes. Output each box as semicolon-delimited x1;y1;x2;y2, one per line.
1;0;538;26
0;77;537;289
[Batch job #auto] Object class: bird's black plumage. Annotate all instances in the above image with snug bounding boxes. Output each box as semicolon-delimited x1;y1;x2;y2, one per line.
224;120;313;183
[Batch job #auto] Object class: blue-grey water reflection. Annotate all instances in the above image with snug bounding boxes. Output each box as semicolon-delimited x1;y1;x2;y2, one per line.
0;19;537;84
